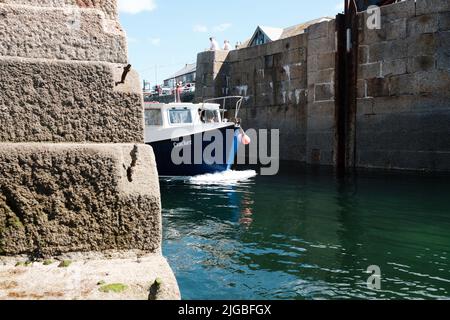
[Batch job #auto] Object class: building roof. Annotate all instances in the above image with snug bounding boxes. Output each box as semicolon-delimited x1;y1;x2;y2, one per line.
165;63;196;81
243;17;333;48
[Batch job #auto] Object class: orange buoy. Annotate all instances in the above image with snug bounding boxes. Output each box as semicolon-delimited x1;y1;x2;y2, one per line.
242;134;251;145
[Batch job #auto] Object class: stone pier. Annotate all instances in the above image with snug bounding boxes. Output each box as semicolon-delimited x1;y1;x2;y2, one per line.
0;0;180;300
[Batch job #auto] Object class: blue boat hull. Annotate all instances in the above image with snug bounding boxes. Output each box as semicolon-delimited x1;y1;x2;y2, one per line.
148;124;240;176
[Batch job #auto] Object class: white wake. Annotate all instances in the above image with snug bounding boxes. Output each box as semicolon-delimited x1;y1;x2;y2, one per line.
189;170;257;185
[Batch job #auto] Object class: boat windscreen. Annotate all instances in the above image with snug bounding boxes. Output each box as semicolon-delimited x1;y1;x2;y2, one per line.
145;109;163;126
169;109;193;125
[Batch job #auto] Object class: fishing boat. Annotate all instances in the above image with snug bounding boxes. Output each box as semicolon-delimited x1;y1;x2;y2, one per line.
144;96;249;176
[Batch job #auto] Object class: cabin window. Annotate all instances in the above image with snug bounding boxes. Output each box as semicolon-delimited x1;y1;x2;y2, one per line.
169;109;193;125
201;110;220;123
145;109;162;126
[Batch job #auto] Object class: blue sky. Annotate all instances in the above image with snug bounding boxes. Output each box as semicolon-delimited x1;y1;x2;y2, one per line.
118;0;345;86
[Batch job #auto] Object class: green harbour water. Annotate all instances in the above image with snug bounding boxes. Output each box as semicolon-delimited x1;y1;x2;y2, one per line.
161;167;450;300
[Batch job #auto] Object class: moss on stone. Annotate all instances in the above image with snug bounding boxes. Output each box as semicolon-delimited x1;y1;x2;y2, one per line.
58;260;72;268
154;278;163;288
99;283;128;293
7;217;23;230
43;259;54;266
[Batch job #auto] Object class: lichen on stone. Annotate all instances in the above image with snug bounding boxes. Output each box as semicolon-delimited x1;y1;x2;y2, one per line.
58;260;72;268
7;217;24;230
99;283;128;293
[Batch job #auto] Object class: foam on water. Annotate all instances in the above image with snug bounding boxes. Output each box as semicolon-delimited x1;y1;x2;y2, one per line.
189;170;257;185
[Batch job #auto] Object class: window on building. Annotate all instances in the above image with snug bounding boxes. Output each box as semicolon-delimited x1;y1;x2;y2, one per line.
251;30;268;47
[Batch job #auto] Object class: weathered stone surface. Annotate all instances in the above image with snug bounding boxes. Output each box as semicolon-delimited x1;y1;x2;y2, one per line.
406;55;435;73
416;0;450;16
314;83;334;101
369;40;408;62
307;20;329;40
407;33;438;57
0;144;161;256
0;57;144;143
0;0;118;19
407;14;440;36
0;3;127;63
357;109;450;171
0;252;180;300
358;62;382;79
388;73;417;96
382;59;407;77
439;11;450;31
367;77;389;97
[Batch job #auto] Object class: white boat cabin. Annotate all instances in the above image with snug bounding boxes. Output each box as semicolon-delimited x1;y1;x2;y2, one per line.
144;102;235;143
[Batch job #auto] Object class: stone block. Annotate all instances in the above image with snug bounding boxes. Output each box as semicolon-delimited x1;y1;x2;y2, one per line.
314;83;334;101
307;100;335;117
436;51;450;71
367;77;389;97
372;94;450;115
359;45;369;65
357;79;367;98
407;56;436;73
0;57;144;143
407;14;440;36
317;52;335;70
369;40;407;62
308;35;336;57
407;33;438;57
306;132;335;166
380;0;416;20
388;73;417;96
307;20;329;40
415;70;450;94
0;253;180;300
357;97;375;115
0;0;119;19
439;11;450;31
286;48;306;64
308;69;334;85
359;62;382;79
360;18;406;44
382;59;407;77
0;4;127;63
0;143;161;256
416;0;450;16
385;19;407;41
307;54;318;73
283;34;308;51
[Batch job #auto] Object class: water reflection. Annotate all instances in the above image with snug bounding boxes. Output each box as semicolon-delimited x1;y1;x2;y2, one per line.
161;169;450;300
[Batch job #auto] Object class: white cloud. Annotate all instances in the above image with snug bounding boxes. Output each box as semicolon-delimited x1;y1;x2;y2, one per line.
149;38;161;46
193;23;232;34
193;24;208;33
118;0;156;14
213;23;232;32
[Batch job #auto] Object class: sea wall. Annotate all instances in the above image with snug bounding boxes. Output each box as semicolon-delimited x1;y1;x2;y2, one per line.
0;0;179;300
355;0;450;171
195;0;450;172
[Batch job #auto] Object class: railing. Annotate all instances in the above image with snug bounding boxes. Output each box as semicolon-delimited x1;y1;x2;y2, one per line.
202;96;244;122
